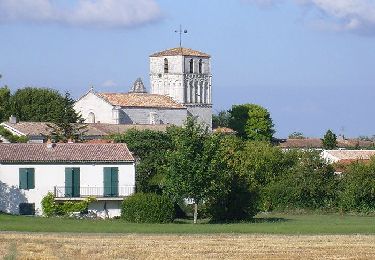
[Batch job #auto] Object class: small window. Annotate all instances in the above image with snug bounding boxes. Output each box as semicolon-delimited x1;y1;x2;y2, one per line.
19;168;35;190
19;203;35;215
199;59;203;74
164;58;169;73
189;59;194;73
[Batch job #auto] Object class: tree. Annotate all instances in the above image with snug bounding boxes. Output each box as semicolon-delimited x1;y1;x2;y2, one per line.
229;104;274;141
164;118;229;223
212;110;231;129
0;86;11;122
111;129;173;193
9;87;67;122
47;92;85;142
322;130;337;150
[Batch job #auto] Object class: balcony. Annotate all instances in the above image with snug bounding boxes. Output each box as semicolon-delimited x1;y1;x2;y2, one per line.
54;186;135;201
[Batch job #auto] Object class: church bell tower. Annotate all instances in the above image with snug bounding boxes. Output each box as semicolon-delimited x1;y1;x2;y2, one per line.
149;47;212;128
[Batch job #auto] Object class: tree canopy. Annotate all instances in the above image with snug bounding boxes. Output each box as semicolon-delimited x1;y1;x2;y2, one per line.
0;86;11;122
322;130;337;150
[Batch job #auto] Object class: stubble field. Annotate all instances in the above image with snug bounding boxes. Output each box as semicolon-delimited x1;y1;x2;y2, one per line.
1;233;375;259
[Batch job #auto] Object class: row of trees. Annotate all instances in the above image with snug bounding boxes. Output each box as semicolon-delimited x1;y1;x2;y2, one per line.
112;118;375;223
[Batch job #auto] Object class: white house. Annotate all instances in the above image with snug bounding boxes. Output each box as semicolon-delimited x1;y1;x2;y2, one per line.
0;143;135;218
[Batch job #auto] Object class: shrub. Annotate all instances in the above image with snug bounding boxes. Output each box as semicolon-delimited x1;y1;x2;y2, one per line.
41;192;95;217
121;193;175;223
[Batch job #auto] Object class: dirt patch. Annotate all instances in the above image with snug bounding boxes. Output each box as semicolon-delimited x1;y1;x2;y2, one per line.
0;233;374;259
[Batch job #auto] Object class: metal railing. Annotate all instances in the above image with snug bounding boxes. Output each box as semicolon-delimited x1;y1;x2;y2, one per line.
54;186;135;198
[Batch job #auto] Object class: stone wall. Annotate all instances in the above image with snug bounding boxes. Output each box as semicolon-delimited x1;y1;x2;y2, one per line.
121;107;187;126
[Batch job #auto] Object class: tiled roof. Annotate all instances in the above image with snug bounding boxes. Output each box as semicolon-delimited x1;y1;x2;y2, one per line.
150;47;210;58
278;138;375;149
213;127;236;134
0;143;134;163
99;93;185;109
1;122;52;136
324;150;375;161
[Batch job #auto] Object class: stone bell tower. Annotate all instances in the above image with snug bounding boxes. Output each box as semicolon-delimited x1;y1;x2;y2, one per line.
149;47;212;128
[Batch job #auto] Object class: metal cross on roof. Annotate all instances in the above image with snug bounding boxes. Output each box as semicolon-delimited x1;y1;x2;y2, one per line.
175;25;188;47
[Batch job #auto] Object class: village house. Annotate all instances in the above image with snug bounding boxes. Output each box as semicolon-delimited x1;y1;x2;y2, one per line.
0;143;135;218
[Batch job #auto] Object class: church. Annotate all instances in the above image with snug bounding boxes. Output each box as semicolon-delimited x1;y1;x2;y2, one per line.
74;47;213;129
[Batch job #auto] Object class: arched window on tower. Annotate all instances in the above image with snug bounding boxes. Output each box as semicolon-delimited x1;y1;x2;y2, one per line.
164;58;169;73
199;59;203;74
189;59;194;73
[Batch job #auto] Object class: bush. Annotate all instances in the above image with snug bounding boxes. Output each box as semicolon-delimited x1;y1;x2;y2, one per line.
41;192;95;217
338;160;375;213
121;193;175;223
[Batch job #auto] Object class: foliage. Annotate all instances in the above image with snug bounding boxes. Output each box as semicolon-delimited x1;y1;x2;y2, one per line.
264;151;337;210
229;104;274;141
47;92;85;142
322;130;337;150
164;117;229;223
338;159;375;212
111;129;173;193
0;125;29;143
212;110;231;129
0;86;11;122
41;192;95;217
288;132;305;139
121;193;175;223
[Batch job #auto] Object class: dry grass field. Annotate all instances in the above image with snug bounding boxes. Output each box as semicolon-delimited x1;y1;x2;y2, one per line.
1;232;374;259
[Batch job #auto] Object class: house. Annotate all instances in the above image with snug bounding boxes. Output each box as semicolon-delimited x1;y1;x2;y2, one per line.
0;118;168;143
75;47;213;129
278;137;375;150
0;143;135;218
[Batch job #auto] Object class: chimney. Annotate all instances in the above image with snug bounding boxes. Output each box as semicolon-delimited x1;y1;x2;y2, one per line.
9;115;17;124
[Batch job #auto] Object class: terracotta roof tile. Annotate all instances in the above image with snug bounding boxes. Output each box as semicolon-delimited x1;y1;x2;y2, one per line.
150;47;210;58
0;143;134;163
324;150;375;161
99;93;185;109
278;138;375;149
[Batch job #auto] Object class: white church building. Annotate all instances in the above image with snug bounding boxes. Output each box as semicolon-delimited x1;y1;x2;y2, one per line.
74;47;213;129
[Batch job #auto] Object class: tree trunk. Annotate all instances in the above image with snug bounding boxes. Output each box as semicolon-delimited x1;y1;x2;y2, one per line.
193;203;198;224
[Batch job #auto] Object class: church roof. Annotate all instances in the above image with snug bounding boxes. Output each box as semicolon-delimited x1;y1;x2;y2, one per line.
129;78;147;93
150;47;210;58
98;93;185;109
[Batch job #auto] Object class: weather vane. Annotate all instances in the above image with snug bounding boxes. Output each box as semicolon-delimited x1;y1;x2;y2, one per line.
175;25;187;47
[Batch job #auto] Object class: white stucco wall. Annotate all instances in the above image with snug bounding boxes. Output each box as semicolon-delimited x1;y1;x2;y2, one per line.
74;92;115;124
0;163;135;217
121;107;187;126
186;105;213;130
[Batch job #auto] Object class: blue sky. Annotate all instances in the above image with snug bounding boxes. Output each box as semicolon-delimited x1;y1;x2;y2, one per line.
0;0;375;138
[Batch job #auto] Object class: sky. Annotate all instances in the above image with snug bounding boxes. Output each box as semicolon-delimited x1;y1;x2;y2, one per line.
0;0;375;138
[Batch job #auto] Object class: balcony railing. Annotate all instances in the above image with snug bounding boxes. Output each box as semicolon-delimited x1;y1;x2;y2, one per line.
54;186;135;198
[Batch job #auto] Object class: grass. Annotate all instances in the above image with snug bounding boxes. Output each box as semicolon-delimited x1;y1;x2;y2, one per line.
1;212;375;234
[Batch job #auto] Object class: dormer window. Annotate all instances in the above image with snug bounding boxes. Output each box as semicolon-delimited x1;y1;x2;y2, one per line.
189;59;194;73
199;59;203;74
164;58;169;73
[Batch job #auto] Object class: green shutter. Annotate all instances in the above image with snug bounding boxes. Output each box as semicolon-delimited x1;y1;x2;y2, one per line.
65;168;73;197
103;167;112;197
27;168;35;189
111;167;119;197
19;168;28;190
72;168;80;197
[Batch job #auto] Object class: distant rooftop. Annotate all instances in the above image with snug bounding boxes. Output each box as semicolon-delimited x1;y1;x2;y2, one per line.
150;47;210;58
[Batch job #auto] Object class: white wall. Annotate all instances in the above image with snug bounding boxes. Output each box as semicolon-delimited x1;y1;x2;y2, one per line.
74;92;115;124
0;163;135;217
121;107;187;126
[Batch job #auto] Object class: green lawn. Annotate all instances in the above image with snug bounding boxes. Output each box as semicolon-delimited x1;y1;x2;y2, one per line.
0;213;374;235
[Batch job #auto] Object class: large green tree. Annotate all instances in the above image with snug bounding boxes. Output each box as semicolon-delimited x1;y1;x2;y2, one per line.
9;87;66;122
229;104;274;141
212;110;231;129
0;86;11;122
322;129;337;150
164;118;229;223
111;128;173;193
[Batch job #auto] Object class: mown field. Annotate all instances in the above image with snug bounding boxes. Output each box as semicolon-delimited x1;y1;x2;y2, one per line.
1;233;375;259
1;212;375;234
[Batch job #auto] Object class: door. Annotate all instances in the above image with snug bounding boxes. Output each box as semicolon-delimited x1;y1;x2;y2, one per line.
104;167;119;197
65;168;80;197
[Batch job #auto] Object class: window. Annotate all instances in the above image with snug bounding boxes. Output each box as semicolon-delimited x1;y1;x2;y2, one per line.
104;167;119;197
164;58;169;73
19;203;35;215
199;59;203;74
189;59;194;73
65;167;80;197
150;112;158;125
87;112;95;123
19;168;35;190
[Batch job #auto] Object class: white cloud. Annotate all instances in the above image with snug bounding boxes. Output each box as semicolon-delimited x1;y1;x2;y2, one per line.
243;0;375;34
0;0;162;28
101;79;117;88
